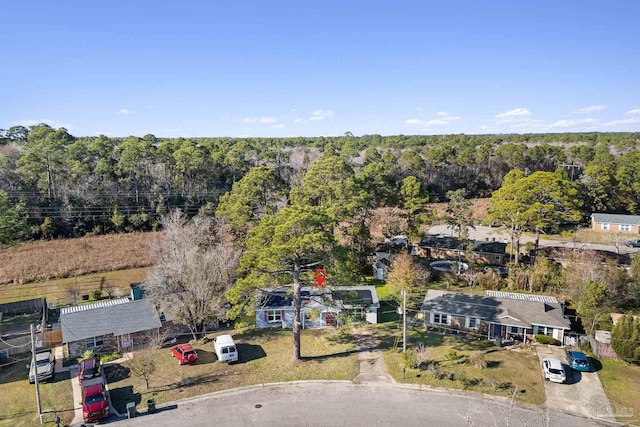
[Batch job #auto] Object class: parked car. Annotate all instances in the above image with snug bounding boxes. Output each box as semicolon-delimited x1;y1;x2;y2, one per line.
565;350;591;372
213;334;238;363
171;343;198;365
542;358;566;383
483;265;509;277
81;377;109;423
78;357;100;383
28;350;55;384
624;240;640;248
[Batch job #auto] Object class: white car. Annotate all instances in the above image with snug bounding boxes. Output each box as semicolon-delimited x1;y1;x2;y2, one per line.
542;358;566;383
28;350;55;383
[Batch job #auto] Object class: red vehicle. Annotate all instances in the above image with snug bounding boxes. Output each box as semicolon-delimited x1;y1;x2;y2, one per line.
171;343;198;365
78;357;100;383
81;377;109;423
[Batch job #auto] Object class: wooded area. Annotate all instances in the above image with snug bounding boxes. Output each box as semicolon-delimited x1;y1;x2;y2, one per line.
1;124;640;245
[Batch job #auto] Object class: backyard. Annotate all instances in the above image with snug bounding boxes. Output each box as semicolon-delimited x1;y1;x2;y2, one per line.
594;357;640;424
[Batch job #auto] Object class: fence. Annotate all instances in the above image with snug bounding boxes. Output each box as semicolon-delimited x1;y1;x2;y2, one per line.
0;298;46;316
589;336;618;360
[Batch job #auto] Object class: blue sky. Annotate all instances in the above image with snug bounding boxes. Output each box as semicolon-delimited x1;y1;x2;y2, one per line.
2;1;640;138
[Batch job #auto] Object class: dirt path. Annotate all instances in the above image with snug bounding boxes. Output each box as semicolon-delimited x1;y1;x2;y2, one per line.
352;327;394;384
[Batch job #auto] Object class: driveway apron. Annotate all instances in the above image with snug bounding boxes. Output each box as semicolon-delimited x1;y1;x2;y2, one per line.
352;327;394;384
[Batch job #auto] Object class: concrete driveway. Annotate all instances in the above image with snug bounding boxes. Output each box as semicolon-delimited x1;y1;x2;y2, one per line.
536;345;615;422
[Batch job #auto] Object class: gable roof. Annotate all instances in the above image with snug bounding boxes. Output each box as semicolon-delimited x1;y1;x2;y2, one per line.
258;286;379;310
420;289;569;330
419;236;506;254
61;298;161;343
591;213;640;226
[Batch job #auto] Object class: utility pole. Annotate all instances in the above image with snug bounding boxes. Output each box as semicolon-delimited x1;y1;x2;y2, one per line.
402;289;407;354
30;324;43;424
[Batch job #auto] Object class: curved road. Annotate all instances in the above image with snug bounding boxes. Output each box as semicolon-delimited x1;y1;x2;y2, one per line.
114;381;608;427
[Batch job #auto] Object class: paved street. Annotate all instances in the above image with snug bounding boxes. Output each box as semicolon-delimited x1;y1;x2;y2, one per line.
110;381;612;427
428;225;638;256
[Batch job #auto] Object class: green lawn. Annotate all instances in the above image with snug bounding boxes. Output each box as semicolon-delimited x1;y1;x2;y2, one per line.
106;327;360;413
0;358;75;427
376;322;546;405
594;358;640;424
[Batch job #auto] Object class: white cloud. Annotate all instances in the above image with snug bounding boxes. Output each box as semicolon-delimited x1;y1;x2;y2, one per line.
294;109;334;124
118;108;134;115
242;116;277;124
605;117;640;127
15;119;74;130
495;108;532;124
624;109;640;116
572;105;606;114
405;119;424;125
273;123;285;129
309;109;334;120
424;119;449;127
550;118;599;129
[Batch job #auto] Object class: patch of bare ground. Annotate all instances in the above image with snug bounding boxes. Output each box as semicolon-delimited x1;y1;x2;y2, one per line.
0;232;160;285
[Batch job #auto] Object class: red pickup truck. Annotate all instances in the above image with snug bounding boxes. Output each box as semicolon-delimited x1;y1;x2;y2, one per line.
81;377;109;423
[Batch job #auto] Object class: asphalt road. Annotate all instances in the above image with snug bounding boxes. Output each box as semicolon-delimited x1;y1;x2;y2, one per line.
112;381;609;427
428;225;638;257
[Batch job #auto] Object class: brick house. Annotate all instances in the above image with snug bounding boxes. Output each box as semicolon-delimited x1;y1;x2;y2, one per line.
591;213;640;233
61;298;162;358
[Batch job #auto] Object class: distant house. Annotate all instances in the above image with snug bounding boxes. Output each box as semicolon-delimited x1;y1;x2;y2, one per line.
61;298;162;358
591;213;640;233
417;236;507;265
420;290;570;343
256;286;380;329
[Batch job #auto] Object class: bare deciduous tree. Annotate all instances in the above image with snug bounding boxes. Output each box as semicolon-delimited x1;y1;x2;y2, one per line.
142;210;240;340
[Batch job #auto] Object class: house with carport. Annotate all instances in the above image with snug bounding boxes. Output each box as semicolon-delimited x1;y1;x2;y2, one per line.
420;290;570;343
256;286;380;329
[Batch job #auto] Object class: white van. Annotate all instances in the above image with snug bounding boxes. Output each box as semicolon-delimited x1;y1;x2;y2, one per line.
213;334;238;363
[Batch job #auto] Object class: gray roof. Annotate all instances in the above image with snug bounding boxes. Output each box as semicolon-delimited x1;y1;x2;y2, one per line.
420;289;570;329
61;298;161;343
591;213;640;226
260;286;379;310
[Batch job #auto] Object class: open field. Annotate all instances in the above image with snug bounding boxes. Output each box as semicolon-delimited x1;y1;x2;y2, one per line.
0;358;75;427
0;268;149;305
0;232;158;285
376;322;546;406
595;358;640;424
105;327;360;414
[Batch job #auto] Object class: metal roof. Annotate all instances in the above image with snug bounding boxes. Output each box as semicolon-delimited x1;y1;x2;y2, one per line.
591;213;640;226
485;291;558;304
61;297;131;314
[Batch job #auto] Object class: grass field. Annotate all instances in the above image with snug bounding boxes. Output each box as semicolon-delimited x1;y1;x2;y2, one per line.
0;359;75;427
106;327;360;413
0;268;149;305
594;358;640;424
376;322;546;406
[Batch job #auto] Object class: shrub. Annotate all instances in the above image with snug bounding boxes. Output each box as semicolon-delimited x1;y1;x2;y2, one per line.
90;289;102;300
467;352;487;369
534;334;558;345
82;349;95;360
445;349;462;361
610;313;640;364
99;352;121;363
429;363;445;380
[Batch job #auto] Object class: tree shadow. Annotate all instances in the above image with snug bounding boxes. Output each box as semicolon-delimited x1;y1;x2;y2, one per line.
49;370;71;384
486;360;501;368
152;372;220;393
104;363;131;382
109;385;141;415
233;344;266;365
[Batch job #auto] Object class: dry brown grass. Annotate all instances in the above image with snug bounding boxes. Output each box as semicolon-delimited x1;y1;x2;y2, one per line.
0;232;160;285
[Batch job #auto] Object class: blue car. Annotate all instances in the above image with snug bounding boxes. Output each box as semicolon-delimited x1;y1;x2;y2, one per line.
565;350;591;372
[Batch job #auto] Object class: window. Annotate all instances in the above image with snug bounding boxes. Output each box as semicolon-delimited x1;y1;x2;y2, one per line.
85;336;104;349
495;255;502;263
433;313;447;324
468;317;477;329
601;223;610;230
620;224;631;232
266;310;282;323
509;326;519;334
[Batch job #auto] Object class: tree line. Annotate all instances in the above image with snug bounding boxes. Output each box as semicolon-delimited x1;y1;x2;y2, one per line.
1;124;640;245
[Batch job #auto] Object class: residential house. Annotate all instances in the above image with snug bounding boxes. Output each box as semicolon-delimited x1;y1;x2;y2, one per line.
420;290;570;343
417;236;507;265
591;213;640;234
256;286;380;329
61;298;162;358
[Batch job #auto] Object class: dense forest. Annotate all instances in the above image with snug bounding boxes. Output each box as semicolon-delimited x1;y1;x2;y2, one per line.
1;124;640;244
